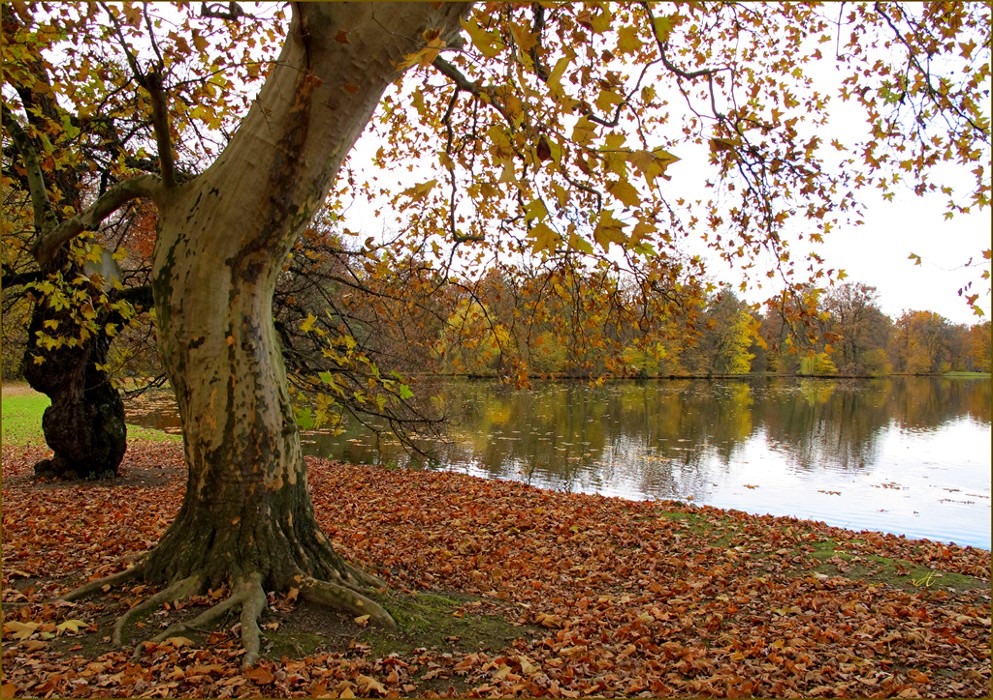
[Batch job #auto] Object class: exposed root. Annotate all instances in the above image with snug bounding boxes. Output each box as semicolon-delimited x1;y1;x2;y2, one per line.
238;573;267;668
138;573;268;668
59;564;143;602
63;564;393;667
113;574;202;645
342;561;387;590
297;575;397;630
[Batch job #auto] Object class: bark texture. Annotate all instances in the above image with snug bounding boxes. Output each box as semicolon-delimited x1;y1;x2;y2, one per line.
21;288;127;480
18;229;129;480
64;2;472;664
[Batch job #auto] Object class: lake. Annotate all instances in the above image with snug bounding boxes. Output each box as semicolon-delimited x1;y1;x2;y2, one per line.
128;376;992;550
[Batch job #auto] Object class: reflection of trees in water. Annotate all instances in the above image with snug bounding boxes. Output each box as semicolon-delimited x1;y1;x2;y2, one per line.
134;377;989;496
430;380;760;497
425;377;988;496
756;378;890;471
890;377;991;429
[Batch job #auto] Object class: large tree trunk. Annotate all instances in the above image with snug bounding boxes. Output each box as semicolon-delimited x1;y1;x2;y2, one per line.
21;255;127;480
73;2;470;664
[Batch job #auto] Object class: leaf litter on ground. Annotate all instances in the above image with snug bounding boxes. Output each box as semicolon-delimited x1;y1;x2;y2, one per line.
2;441;990;697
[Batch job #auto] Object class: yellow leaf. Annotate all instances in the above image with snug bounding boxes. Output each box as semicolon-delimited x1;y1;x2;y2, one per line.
547;52;573;94
595;88;624;113
617;25;643;54
709;137;740;153
498;159;516;184
397;36;445;69
652;14;679;43
524;198;548;223
629;148;680;185
462;16;504;59
571;117;596;145
593;209;627;251
510;23;537;53
400;179;437;201
590;6;613;33
56;619;87;635
3;621;40;640
530;222;559;254
607;178;641;207
568;232;594;255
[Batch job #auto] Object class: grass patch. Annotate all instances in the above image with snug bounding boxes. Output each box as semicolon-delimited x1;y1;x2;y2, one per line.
126;424;183;443
1;382;179;445
808;539;988;593
268;589;530;663
1;390;50;445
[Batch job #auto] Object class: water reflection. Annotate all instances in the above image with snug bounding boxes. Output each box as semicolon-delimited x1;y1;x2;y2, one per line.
127;377;991;548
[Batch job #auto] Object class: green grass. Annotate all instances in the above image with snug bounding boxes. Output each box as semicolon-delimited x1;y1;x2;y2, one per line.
943;371;992;378
808;539;987;593
1;383;179;446
1;391;51;445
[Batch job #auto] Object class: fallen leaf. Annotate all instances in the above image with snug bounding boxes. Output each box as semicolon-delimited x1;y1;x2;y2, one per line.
56;619;87;635
243;666;274;685
3;621;40;640
356;674;387;696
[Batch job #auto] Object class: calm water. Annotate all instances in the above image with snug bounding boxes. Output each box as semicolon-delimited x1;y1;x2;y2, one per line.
129;377;992;549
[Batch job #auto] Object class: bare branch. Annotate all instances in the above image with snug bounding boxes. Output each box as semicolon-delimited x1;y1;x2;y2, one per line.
32;175;162;267
200;2;254;21
144;69;178;187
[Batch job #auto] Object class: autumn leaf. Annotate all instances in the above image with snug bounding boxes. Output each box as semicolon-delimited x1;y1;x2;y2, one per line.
55;619;87;635
3;621;40;640
356;674;387;696
607;178;641;207
243;666;275;685
400;179;437;201
593;209;627;251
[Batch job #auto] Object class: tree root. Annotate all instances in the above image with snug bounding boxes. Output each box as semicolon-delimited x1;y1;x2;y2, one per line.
58;564;395;668
113;574;202;645
297;575;396;630
59;564;143;602
238;573;267;667
137;573;269;667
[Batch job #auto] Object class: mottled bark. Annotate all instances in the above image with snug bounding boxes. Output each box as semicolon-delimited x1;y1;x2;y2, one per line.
61;3;471;664
79;4;471;657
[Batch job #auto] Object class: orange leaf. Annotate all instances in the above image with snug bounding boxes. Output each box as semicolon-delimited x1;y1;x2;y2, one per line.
244;666;275;685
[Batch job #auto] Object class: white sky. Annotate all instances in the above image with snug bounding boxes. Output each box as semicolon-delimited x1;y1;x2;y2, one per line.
337;9;991;328
340;131;990;327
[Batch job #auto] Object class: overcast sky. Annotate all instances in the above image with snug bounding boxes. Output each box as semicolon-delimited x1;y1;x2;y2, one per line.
337;7;990;328
341;130;990;327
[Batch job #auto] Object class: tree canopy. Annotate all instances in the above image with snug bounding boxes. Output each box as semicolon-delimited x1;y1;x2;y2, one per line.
1;0;989;665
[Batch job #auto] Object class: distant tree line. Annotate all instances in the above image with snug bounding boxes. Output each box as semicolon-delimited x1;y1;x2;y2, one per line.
6;247;987;386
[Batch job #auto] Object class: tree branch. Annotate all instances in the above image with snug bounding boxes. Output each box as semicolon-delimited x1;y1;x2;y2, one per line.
32;175;162;267
144;69;178;187
200;2;254;21
1;102;59;235
99;3;177;186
